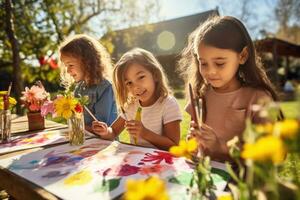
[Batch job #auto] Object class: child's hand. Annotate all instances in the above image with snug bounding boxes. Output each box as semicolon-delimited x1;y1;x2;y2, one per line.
187;120;200;140
92;121;108;136
125;120;146;140
197;123;220;152
188;121;220;154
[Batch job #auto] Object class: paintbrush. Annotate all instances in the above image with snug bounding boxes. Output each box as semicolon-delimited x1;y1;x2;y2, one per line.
188;83;199;127
7;82;12;96
84;105;98;121
120;107;128;121
121;106;138;144
196;98;203;126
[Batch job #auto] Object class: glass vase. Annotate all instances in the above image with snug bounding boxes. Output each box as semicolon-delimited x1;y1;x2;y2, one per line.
0;110;11;142
68;112;85;145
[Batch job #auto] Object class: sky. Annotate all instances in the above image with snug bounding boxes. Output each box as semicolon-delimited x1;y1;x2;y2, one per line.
90;0;280;40
157;0;279;39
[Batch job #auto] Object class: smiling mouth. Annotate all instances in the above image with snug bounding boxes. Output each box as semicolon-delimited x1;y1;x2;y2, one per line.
136;90;147;97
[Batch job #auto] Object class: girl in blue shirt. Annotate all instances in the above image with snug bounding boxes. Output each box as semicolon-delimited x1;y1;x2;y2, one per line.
59;34;117;131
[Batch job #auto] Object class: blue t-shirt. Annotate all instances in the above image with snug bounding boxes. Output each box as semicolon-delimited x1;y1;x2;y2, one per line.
74;79;117;126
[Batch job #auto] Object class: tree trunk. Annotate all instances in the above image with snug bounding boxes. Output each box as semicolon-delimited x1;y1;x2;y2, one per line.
4;0;23;114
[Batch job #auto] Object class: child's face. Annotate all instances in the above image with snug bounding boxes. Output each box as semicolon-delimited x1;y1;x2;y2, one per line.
61;54;84;82
197;43;244;92
124;63;157;106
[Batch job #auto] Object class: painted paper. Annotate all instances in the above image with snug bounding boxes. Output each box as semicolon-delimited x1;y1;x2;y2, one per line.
0;129;94;154
0;139;229;200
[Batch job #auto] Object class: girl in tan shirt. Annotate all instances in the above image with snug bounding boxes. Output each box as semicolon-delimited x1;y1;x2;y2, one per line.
178;16;282;162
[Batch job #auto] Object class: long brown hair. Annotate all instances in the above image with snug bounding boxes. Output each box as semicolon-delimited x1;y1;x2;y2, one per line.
179;15;280;99
113;48;171;109
59;34;113;89
178;15;282;120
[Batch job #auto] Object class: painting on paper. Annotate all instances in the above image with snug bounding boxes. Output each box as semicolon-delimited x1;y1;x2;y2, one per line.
0;129;94;154
0;138;229;200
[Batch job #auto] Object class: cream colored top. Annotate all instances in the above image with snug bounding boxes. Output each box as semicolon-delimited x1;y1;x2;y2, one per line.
121;96;182;148
186;86;271;156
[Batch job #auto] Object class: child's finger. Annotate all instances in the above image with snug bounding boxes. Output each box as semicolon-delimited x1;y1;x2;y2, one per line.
199;123;213;131
190;121;199;129
125;120;136;127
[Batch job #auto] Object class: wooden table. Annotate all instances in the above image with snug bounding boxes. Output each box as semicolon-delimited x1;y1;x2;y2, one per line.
0;116;67;200
11;115;67;135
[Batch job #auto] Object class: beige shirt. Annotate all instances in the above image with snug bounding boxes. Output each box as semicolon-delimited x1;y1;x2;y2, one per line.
186;86;271;144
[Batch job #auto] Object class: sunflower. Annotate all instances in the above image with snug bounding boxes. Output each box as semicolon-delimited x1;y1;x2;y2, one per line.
54;96;78;119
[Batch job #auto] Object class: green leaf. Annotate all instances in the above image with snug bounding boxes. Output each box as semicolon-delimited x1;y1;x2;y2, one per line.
94;178;121;193
211;168;230;183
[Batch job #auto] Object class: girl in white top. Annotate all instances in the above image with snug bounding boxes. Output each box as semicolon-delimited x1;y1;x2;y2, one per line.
92;48;182;150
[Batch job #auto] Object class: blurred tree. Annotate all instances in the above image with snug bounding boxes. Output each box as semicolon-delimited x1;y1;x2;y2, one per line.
274;0;300;44
0;0;160;113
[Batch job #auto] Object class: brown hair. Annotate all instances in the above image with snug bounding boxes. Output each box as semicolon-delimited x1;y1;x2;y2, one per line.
113;48;171;109
59;34;113;89
178;15;282;120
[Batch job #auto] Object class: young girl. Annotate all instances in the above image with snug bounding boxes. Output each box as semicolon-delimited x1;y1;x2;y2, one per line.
178;16;282;161
59;34;117;131
92;48;182;150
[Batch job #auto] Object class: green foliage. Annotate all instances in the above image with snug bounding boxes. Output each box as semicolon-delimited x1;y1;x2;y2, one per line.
1;0;160;91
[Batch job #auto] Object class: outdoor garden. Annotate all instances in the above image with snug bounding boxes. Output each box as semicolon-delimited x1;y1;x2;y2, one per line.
1;0;300;200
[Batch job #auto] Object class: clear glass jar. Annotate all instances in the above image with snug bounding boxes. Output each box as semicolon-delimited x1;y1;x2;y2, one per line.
68;112;85;145
0;110;11;142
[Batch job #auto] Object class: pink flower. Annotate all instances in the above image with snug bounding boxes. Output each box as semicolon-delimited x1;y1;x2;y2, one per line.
41;101;54;116
21;84;50;112
29;103;40;112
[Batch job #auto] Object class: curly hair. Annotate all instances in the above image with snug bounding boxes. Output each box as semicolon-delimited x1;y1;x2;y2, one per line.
59;34;113;89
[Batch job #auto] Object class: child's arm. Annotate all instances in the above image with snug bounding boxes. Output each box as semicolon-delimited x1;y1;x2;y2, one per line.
92;116;125;140
125;120;180;150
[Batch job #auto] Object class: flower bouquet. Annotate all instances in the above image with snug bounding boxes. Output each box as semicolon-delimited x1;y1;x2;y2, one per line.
41;93;88;145
21;82;50;131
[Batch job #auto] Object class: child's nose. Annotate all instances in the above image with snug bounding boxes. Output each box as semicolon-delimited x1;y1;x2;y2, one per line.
133;85;142;93
207;67;217;76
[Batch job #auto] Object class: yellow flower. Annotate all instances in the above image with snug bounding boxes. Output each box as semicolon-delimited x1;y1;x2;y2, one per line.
54;96;78;119
255;122;273;135
217;193;233;200
241;135;286;164
274;119;299;139
123;176;169;200
169;138;197;160
0;91;17;110
64;170;93;186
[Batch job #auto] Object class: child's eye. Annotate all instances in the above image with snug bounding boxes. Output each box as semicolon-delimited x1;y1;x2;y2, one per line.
125;81;132;87
200;63;207;67
216;63;225;67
